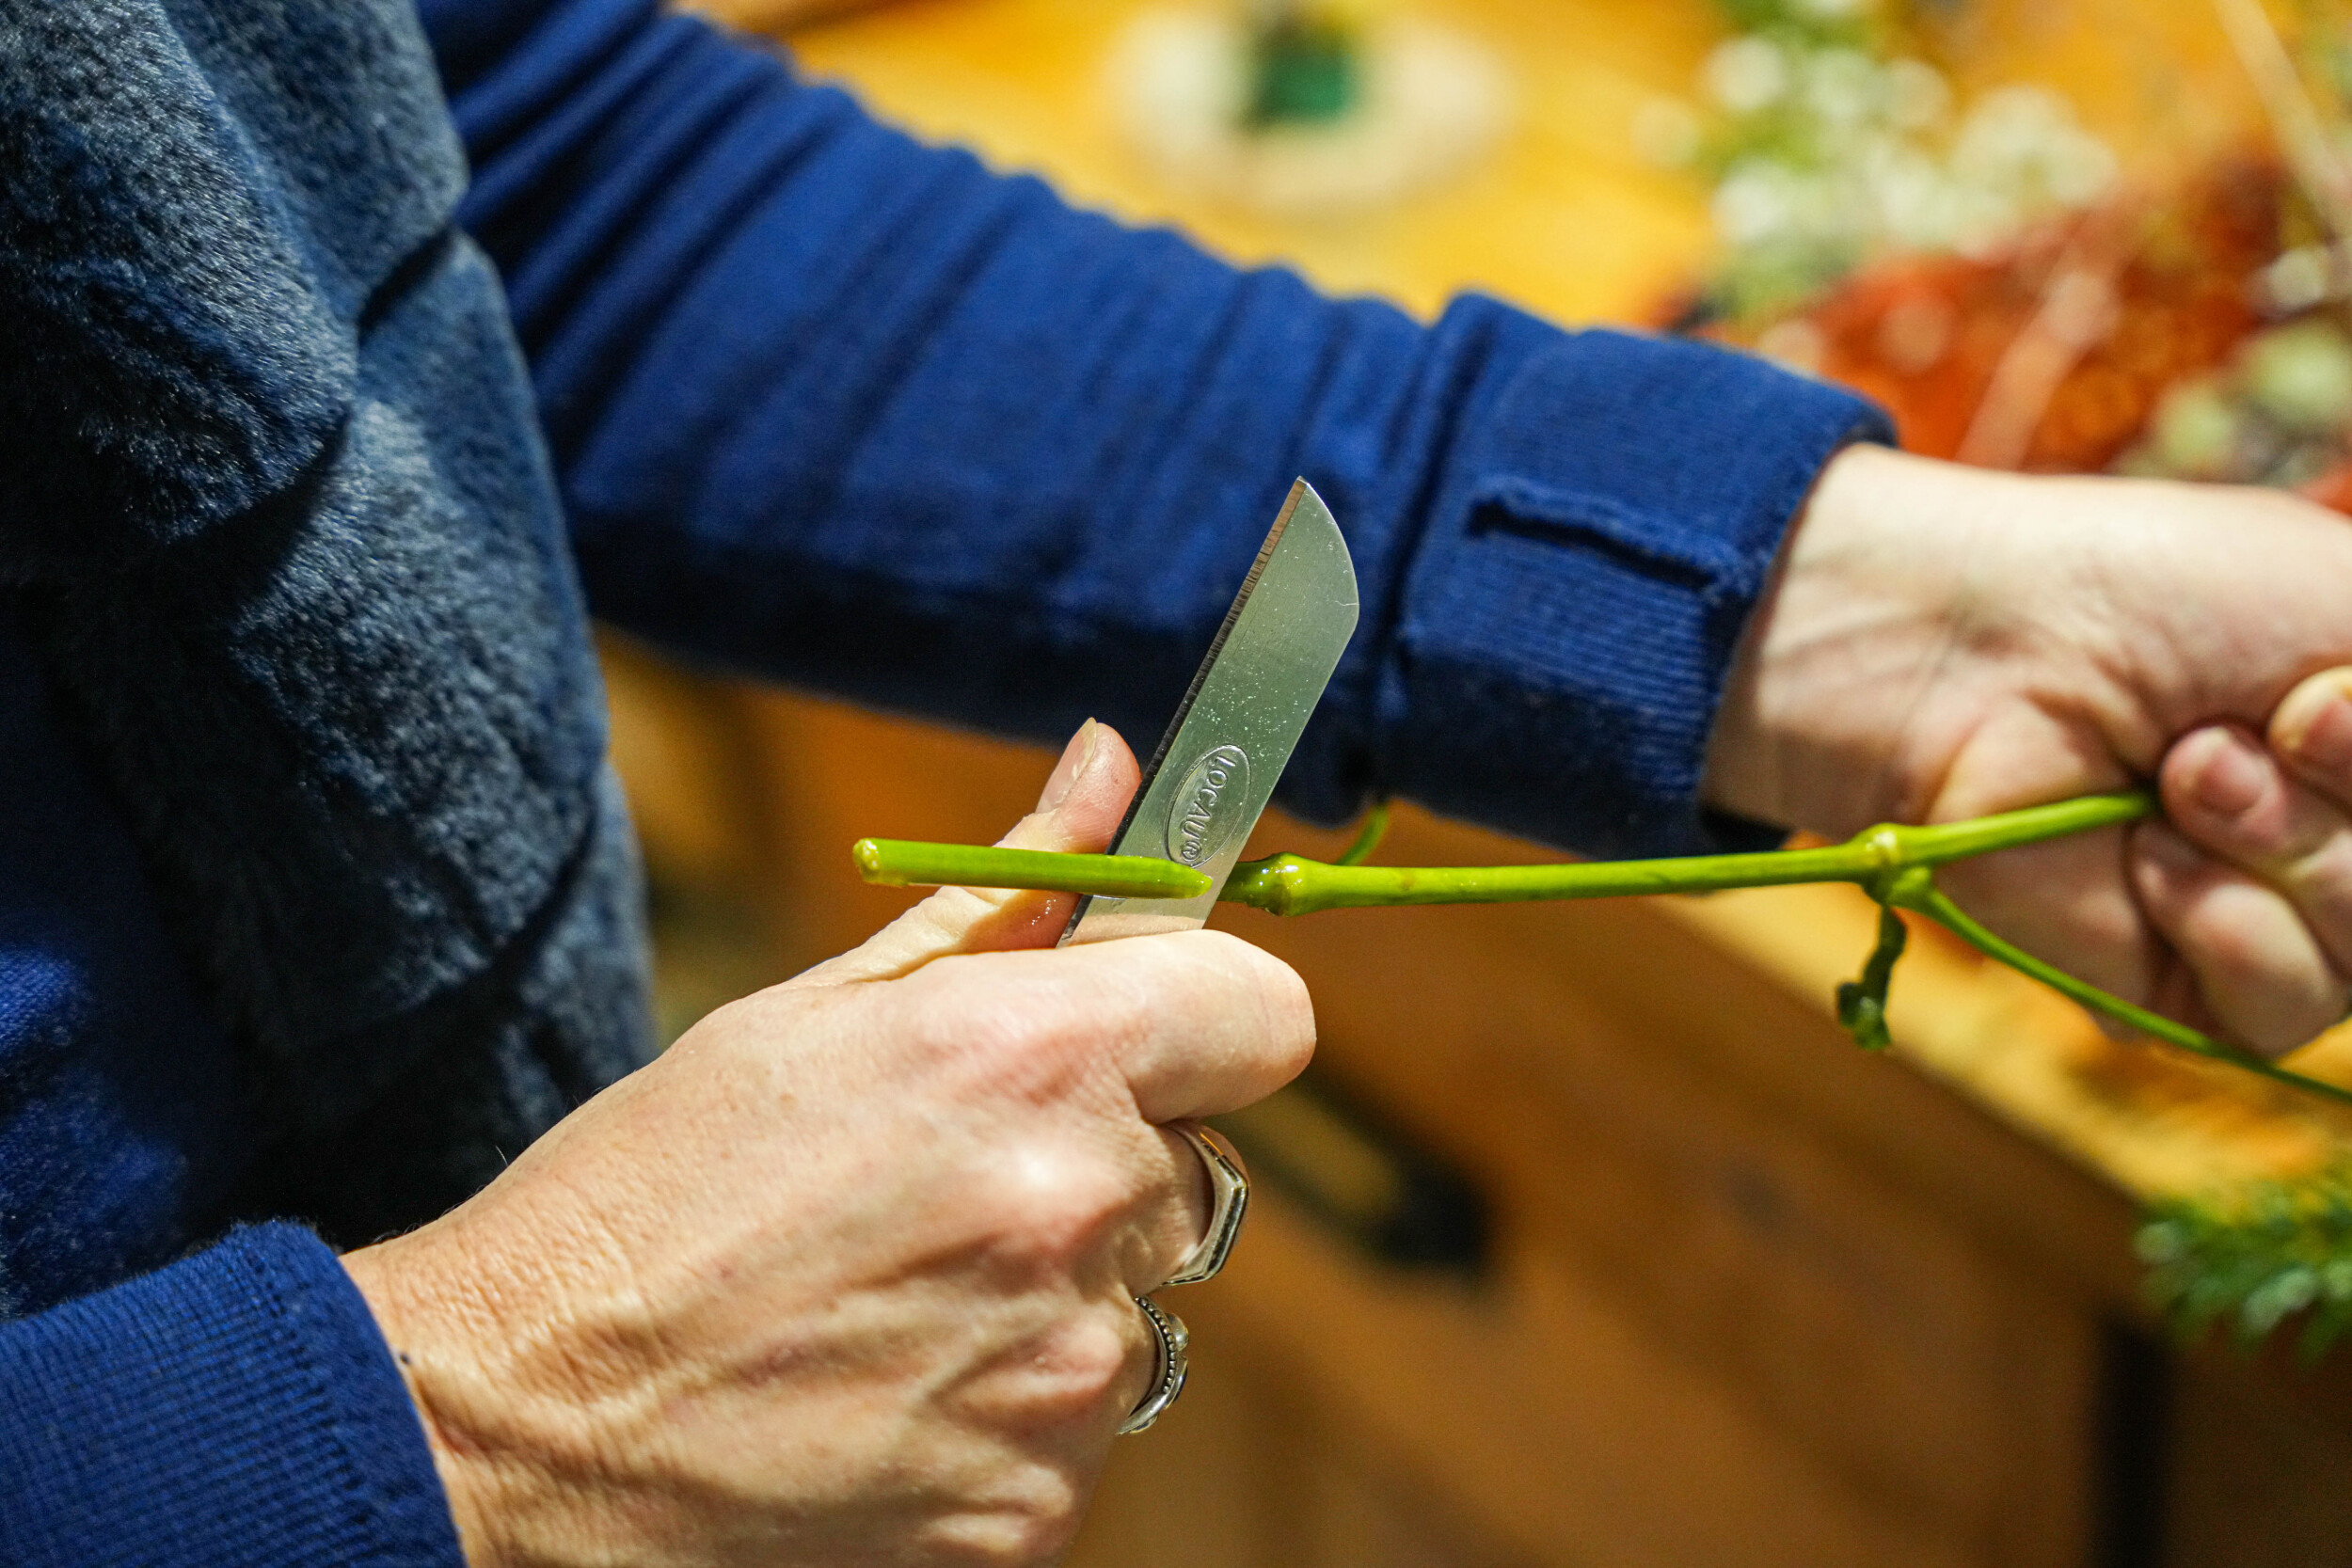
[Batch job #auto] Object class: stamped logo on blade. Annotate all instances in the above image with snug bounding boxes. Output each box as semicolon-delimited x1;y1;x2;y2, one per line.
1167;745;1252;868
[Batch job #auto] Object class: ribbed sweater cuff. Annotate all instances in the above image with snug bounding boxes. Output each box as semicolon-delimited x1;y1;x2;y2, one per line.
1380;323;1894;859
0;1223;464;1567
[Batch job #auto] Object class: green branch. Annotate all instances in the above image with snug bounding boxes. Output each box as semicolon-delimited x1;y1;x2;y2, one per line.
1836;902;1911;1053
1216;792;2153;913
1892;879;2352;1105
850;787;2352;1106
852;839;1213;900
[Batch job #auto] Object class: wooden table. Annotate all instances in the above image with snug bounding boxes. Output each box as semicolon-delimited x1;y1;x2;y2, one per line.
608;2;2352;1561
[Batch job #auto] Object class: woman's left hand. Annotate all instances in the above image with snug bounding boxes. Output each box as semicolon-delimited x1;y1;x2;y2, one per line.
1706;442;2352;1056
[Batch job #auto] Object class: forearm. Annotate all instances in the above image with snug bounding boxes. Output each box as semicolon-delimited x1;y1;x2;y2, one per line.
421;0;1886;856
421;0;1474;806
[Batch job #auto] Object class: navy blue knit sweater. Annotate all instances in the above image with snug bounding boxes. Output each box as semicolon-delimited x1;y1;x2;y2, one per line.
0;0;1886;1560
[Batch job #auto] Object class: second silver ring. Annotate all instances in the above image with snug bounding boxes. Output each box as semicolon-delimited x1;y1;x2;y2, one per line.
1118;1294;1189;1434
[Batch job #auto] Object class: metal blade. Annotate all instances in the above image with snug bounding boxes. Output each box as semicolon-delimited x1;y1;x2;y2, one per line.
1061;480;1359;945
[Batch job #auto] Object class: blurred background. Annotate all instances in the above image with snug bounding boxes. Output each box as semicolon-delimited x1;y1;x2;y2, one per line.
603;1;2352;1561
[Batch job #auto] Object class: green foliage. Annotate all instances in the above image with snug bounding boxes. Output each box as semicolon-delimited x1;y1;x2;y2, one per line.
1706;0;1879;50
2139;1173;2352;1359
1662;0;2115;323
2119;315;2352;491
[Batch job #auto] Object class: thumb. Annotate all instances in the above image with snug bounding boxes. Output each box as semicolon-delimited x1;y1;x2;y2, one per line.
793;720;1144;986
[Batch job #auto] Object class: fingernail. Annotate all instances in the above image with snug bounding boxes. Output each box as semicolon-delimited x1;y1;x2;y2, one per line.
2181;727;2270;818
2275;670;2352;773
1039;719;1100;811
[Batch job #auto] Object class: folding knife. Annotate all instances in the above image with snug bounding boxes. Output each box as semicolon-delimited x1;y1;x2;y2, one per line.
1060;479;1359;946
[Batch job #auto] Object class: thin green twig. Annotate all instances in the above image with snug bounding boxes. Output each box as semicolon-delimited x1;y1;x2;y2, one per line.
851;839;1213;899
1214;793;2154;913
851;788;2352;1107
1334;799;1391;865
1836;903;1910;1053
1892;879;2352;1106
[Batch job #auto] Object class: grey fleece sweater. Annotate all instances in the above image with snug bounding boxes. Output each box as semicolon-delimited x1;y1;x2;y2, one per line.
0;0;654;1250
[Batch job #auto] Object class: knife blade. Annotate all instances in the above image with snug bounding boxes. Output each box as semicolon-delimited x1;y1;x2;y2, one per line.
1060;479;1359;946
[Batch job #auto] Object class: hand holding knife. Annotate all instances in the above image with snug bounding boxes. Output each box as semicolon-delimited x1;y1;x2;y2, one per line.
874;479;1359;1435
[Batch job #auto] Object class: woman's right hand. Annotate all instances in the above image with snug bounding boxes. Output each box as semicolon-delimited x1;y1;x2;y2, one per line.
342;721;1315;1568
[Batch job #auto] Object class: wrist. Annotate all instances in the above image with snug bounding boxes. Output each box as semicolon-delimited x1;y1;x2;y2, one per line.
344;1185;700;1568
342;1239;506;1568
343;1229;595;1568
1702;443;2005;834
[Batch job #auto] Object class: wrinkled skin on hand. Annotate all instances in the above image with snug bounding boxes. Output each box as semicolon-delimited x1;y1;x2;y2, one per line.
344;721;1314;1568
1708;443;2352;1056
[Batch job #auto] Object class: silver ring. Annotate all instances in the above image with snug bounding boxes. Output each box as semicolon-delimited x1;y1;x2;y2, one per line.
1159;1122;1249;1288
1117;1295;1189;1434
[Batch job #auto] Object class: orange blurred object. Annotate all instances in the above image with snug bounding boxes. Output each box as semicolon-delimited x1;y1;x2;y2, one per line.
1703;155;2288;475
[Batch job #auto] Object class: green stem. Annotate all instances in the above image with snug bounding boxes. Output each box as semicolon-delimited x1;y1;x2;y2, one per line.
850;788;2352;1108
1216;792;2154;914
1335;799;1391;866
1836;902;1910;1053
851;839;1213;900
1890;879;2352;1107
853;792;2157;909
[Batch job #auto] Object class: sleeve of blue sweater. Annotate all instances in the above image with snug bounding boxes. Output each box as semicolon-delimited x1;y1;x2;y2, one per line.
420;0;1891;858
0;1225;465;1567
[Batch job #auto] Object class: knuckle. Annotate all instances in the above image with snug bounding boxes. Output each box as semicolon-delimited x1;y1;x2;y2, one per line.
965;1145;1127;1271
931;1323;1130;1562
1015;1311;1136;1428
1184;930;1314;1021
1200;931;1318;1078
999;1503;1086;1568
2182;922;2344;1053
1013;1487;1091;1568
1265;963;1318;1079
903;959;1090;1097
1071;1310;1142;1403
